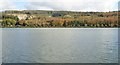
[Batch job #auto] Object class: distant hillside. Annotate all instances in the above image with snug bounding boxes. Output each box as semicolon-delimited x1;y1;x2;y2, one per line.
0;10;119;28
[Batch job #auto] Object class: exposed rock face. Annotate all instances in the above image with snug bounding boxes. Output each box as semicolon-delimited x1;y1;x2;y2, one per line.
7;14;28;20
17;14;28;20
64;15;72;18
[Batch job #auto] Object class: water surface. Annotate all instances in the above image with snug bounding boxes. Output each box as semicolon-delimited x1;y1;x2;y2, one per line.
2;28;118;63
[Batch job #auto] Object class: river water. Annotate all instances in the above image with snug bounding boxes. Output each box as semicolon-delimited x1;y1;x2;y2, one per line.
2;28;118;63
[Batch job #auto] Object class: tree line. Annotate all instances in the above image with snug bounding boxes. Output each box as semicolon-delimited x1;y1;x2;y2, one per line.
0;10;119;28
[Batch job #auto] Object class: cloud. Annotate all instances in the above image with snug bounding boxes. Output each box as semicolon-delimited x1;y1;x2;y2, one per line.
0;0;27;11
24;0;119;12
0;0;16;11
118;1;120;11
0;0;119;12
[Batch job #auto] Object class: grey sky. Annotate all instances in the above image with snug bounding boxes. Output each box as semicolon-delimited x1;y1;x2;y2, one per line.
0;0;119;12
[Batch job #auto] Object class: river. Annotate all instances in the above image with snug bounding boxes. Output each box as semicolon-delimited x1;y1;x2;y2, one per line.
2;28;118;63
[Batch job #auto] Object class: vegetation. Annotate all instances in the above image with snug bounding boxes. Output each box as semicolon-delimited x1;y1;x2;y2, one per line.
0;10;119;28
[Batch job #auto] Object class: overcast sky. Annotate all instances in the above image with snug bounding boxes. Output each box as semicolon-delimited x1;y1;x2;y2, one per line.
0;0;119;12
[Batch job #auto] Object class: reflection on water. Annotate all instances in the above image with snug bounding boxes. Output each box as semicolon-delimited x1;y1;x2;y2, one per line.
2;28;118;63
